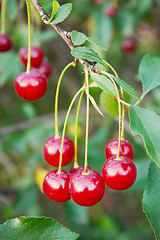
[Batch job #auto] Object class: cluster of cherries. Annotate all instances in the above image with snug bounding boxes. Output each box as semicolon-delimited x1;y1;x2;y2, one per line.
14;46;52;101
42;136;137;207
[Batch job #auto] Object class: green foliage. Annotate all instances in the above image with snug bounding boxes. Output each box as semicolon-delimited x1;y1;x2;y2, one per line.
46;0;60;24
0;217;79;240
129;106;160;167
71;46;103;65
90;72;116;96
87;37;107;51
49;3;72;24
71;31;87;46
139;53;160;97
143;162;160;240
110;75;140;100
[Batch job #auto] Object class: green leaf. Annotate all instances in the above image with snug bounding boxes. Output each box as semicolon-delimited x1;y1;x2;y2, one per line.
139;53;160;97
0;217;79;240
89;94;104;117
71;31;87;46
71;46;103;65
6;0;18;20
49;3;72;24
143;162;160;240
46;0;60;24
100;91;131;117
129;106;160;167
87;37;107;51
90;72;116;96
110;74;140;100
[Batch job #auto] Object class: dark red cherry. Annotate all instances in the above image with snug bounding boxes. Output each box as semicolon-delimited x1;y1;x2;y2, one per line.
0;34;12;52
69;165;92;174
69;168;105;207
121;37;137;53
19;46;44;68
14;71;48;101
31;61;52;78
43;170;71;202
102;156;137;191
105;138;134;160
43;135;75;167
105;6;117;17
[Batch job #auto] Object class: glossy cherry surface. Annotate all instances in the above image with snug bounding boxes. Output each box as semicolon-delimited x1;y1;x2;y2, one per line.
43;170;71;202
14;71;48;101
69;165;91;174
0;34;12;52
69;168;105;206
19;46;44;67
105;138;134;160
105;6;117;17
31;61;52;78
43;135;75;167
102;156;137;191
121;38;137;53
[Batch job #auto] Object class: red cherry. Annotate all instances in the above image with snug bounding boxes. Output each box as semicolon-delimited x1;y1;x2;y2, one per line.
69;168;105;207
105;138;134;160
0;34;12;52
14;71;48;101
43;170;71;202
121;38;137;53
69;165;91;174
43;135;75;167
93;0;104;5
105;6;117;17
19;46;44;68
31;61;52;78
102;156;137;191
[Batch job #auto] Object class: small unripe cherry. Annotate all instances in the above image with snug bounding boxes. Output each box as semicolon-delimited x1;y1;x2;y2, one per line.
19;46;44;67
0;34;12;52
102;156;137;191
14;70;48;101
43;170;71;203
43;135;75;167
69;168;105;206
105;138;134;160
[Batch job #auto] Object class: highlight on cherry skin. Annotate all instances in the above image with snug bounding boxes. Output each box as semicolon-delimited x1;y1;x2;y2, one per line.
31;61;52;79
0;34;12;52
105;138;134;160
69;168;105;207
19;46;44;68
102;156;137;191
43;170;71;203
43;135;75;167
14;70;48;101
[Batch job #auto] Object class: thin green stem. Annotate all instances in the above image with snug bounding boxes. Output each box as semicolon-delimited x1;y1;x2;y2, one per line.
103;60;125;140
57;86;85;174
101;71;122;160
26;0;32;73
1;0;6;34
54;62;74;139
83;68;90;174
74;91;84;169
134;92;145;106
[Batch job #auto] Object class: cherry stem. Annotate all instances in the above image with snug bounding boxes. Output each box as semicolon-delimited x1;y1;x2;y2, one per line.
83;68;90;174
74;91;84;169
54;62;74;139
57;86;85;174
101;71;122;160
102;60;125;139
1;0;6;34
26;0;32;73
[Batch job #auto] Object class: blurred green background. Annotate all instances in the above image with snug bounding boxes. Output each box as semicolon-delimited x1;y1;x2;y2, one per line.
1;0;160;239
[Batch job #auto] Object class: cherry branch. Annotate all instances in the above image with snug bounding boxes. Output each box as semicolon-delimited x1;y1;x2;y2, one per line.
30;0;100;73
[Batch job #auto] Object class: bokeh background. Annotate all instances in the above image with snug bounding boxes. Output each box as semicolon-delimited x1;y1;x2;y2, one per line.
1;0;160;239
